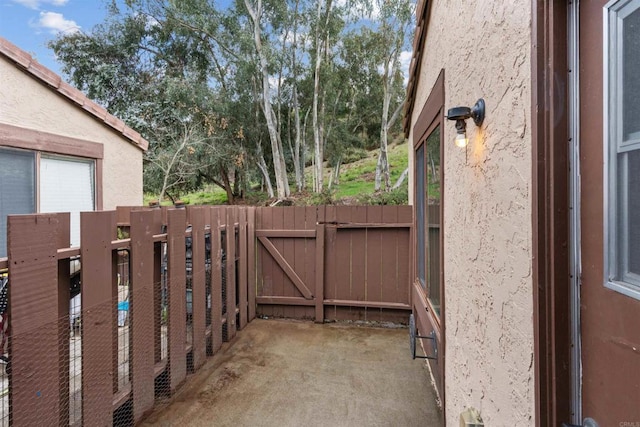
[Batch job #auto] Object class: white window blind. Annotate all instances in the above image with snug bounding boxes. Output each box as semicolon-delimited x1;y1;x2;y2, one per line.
39;156;95;247
0;148;36;258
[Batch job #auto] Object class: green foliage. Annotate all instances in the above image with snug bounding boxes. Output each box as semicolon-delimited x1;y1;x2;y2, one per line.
308;188;337;206
181;189;228;205
117;227;130;240
356;187;408;205
49;0;412;201
144;186;228;206
341;147;369;165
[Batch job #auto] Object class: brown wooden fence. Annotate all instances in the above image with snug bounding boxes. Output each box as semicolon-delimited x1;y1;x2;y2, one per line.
0;204;413;425
256;205;413;323
0;205;253;426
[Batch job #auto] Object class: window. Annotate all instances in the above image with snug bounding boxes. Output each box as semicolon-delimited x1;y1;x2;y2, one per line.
416;143;426;287
0;149;95;257
40;156;95;247
0;148;36;258
415;124;442;317
606;0;640;299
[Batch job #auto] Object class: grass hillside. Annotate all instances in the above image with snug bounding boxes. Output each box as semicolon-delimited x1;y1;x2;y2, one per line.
325;141;408;199
145;141;409;206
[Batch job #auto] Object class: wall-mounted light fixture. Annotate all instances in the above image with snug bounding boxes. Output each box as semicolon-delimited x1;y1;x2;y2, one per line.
446;99;485;148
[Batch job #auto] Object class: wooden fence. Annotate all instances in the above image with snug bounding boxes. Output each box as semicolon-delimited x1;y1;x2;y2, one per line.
0;205;253;426
256;205;413;323
0;204;414;426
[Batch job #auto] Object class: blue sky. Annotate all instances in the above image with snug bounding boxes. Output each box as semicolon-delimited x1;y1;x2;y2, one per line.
0;0;413;85
0;0;118;75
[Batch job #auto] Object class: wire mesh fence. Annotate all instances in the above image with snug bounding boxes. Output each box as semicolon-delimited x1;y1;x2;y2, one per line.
0;270;8;427
0;206;253;426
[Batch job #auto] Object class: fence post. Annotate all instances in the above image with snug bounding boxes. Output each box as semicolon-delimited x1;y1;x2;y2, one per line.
225;207;237;340
167;208;187;391
238;208;248;329
210;208;223;353
57;214;71;427
80;211;116;425
189;207;207;370
315;220;325;324
130;209;160;422
8;214;68;426
247;207;256;322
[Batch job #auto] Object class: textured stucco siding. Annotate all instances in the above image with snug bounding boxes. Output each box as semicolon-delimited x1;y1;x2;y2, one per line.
0;56;143;210
408;1;534;425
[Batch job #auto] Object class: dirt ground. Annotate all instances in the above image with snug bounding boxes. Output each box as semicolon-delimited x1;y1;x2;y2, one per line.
141;319;442;427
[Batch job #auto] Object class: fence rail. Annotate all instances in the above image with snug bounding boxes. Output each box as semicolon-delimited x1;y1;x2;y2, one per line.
0;204;414;426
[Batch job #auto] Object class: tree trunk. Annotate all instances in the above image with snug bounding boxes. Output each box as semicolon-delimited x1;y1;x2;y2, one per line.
312;0;324;193
291;0;303;192
312;0;332;193
333;157;341;186
220;166;235;205
392;167;409;190
256;147;275;198
245;0;289;199
293;91;303;192
302;107;311;190
375;53;394;192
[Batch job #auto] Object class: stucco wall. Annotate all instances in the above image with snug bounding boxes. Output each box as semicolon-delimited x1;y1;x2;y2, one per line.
0;56;143;210
408;1;534;425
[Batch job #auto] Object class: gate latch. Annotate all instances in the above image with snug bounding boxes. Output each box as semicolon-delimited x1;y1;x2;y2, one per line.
409;314;437;361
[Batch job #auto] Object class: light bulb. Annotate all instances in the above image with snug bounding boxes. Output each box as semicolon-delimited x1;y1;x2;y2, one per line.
455;133;468;148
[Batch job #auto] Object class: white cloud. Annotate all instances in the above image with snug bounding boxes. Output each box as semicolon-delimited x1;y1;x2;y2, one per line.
37;11;80;34
12;0;40;8
399;50;412;86
12;0;69;10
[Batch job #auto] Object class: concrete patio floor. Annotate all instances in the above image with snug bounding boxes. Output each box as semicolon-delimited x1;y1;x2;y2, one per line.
142;319;443;427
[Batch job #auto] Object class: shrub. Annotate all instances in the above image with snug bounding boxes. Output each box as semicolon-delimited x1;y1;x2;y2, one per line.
356;187;408;205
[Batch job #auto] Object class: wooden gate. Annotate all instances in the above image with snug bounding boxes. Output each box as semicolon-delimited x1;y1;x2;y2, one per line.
256;206;413;323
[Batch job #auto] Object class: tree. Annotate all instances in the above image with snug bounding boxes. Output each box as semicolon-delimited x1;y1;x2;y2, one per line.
49;0;412;201
50;2;248;202
244;0;290;198
372;0;413;191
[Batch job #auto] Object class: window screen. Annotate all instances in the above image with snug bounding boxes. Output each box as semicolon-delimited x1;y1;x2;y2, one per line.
40;156;95;247
0;148;36;258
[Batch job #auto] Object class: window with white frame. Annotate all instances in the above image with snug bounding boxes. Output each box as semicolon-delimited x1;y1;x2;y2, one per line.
0;149;95;257
606;0;640;299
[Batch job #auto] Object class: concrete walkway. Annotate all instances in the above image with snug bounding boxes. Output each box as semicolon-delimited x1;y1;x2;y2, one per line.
142;319;442;427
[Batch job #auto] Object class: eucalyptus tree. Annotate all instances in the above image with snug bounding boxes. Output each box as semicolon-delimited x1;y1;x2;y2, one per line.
371;0;413;191
49;0;412;201
49;3;246;202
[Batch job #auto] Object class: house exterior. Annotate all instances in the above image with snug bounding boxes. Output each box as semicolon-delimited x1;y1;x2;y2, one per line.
405;1;640;426
0;37;148;256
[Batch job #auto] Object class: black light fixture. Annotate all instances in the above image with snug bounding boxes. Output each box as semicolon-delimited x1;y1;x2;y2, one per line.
446;99;485;148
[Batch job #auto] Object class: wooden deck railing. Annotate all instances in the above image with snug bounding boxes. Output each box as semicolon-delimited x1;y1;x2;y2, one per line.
1;205;253;426
0;204;414;425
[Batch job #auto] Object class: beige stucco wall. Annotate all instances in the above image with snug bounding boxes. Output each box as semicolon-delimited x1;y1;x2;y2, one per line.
0;56;143;210
408;1;534;425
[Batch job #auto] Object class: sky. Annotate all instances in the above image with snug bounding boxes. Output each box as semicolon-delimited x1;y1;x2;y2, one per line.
0;0;119;75
0;0;413;86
